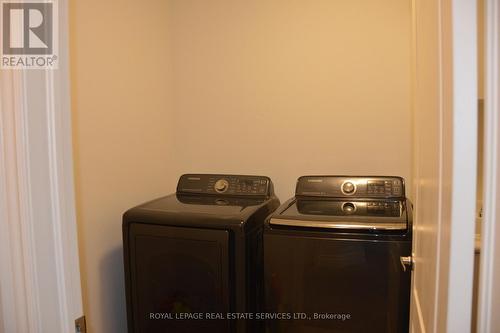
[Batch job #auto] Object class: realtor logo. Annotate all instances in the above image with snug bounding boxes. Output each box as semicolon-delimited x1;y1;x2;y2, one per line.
1;0;58;69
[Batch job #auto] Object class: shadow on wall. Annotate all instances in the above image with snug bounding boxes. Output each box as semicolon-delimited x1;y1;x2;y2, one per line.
99;246;127;333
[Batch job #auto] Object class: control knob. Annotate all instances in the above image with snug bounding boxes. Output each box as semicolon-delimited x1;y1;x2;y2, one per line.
342;181;356;195
214;179;229;193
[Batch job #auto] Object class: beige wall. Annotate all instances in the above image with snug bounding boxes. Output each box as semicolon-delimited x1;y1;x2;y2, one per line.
70;0;175;332
169;0;413;200
71;0;412;332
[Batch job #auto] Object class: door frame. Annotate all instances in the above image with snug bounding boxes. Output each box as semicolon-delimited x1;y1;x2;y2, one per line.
0;0;83;332
410;0;477;331
477;0;500;331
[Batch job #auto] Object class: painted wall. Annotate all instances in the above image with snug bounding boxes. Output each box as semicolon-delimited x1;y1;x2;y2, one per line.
69;0;175;332
169;0;413;200
70;0;412;332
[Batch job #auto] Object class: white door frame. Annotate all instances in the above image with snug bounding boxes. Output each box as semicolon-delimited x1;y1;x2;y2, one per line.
445;0;478;330
0;0;83;332
477;0;500;331
410;0;477;331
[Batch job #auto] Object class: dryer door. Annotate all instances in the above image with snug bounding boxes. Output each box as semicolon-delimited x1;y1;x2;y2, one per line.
127;223;230;333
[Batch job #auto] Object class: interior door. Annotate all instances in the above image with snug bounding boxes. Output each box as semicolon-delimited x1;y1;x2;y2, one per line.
411;0;477;332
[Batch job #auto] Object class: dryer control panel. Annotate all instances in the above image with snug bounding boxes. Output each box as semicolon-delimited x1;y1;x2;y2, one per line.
295;176;405;199
177;174;272;196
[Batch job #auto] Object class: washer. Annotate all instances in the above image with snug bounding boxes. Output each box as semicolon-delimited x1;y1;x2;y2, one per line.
123;174;279;333
264;175;412;333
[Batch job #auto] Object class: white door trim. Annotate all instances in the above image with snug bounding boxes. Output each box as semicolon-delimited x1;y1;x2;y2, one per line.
445;0;478;331
477;0;500;330
0;0;83;332
410;0;477;331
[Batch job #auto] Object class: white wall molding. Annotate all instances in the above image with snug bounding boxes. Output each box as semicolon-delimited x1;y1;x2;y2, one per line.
0;0;83;332
477;0;500;330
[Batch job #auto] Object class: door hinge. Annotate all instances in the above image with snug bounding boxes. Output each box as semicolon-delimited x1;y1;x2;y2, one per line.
75;315;86;333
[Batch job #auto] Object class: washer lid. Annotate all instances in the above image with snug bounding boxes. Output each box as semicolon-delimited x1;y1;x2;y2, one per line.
270;199;408;231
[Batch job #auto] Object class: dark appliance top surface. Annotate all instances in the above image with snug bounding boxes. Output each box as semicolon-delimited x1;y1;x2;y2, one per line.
123;194;279;228
269;175;410;232
124;174;279;227
135;194;268;217
270;198;407;230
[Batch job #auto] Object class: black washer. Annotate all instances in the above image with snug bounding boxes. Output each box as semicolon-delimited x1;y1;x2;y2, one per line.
264;175;412;333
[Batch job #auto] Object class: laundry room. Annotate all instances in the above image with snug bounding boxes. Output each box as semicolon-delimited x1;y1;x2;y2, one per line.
1;0;492;332
70;1;412;331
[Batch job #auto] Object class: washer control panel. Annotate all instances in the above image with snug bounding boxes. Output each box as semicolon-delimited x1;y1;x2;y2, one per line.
296;176;405;198
177;174;271;196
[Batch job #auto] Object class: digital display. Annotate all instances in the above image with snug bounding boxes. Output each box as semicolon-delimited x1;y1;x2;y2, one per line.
367;181;386;194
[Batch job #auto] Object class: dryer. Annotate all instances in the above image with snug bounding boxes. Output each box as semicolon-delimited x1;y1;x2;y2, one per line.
123;174;280;333
264;176;412;333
